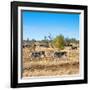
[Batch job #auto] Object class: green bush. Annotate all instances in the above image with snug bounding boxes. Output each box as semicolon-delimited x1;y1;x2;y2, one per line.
52;35;64;50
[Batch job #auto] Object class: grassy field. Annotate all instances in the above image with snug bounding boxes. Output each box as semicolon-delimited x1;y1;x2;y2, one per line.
22;47;79;77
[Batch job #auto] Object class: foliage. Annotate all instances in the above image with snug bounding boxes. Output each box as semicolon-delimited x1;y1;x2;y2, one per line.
27;38;29;42
65;38;79;46
52;35;64;50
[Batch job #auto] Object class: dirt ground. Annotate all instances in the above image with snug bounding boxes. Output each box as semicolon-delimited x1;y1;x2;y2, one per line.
22;47;79;77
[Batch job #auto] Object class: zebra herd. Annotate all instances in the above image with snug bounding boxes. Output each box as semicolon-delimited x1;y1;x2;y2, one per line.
23;42;78;61
29;51;67;61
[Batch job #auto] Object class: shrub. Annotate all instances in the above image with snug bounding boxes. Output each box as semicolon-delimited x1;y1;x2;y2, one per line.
52;35;64;50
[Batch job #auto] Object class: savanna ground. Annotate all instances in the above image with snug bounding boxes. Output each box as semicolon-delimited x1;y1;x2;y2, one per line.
22;46;79;77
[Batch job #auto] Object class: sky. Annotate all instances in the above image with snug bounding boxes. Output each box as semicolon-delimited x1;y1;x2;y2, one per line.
22;11;80;40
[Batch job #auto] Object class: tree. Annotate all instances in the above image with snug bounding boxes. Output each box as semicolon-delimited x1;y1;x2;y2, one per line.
65;38;71;46
27;38;29;42
44;36;47;41
70;38;77;43
31;39;36;42
48;33;53;41
65;38;79;46
52;35;64;50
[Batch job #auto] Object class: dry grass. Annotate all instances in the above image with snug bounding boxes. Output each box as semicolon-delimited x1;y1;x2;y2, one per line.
22;47;79;77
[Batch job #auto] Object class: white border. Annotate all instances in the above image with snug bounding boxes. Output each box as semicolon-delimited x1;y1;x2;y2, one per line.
18;6;84;83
